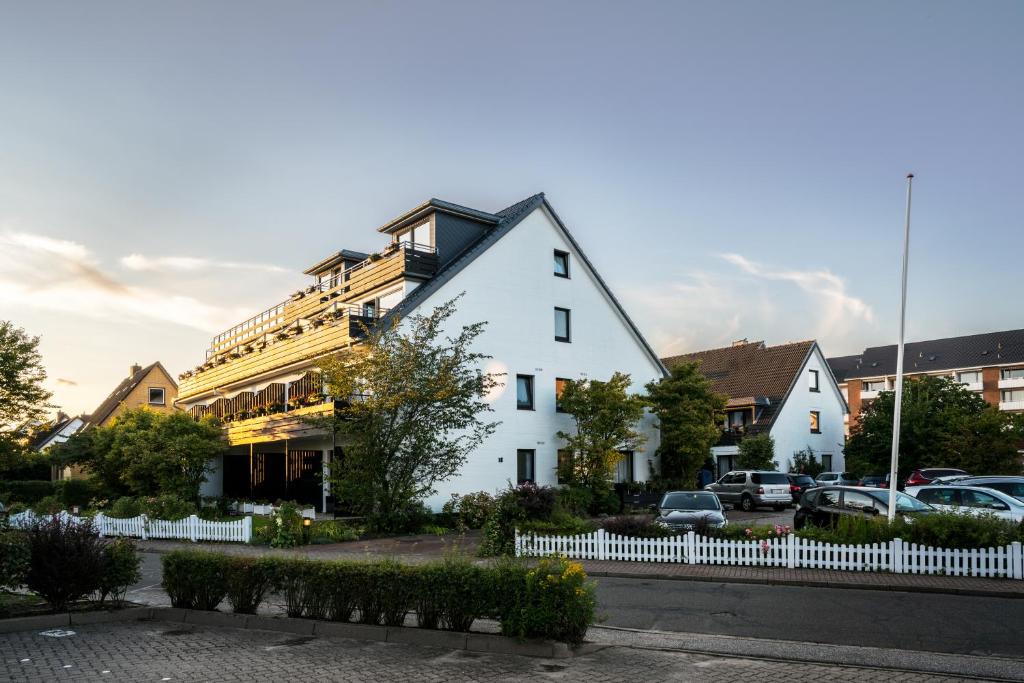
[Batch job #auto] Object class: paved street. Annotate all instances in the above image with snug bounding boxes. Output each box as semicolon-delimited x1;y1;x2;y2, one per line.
0;620;982;682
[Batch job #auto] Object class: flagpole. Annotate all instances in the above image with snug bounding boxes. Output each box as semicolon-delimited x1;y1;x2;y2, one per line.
887;173;914;522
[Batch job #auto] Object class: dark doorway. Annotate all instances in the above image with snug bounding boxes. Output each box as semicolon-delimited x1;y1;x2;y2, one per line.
222;449;323;510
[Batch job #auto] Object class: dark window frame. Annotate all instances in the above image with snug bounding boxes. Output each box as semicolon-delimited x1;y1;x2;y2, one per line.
554;307;571;343
553;250;570;278
809;369;820;392
517;449;536;484
516;374;535;411
555;377;569;412
810;410;821;434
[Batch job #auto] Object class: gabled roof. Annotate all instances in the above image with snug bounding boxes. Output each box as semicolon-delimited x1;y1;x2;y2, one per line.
663;340;816;403
30;415;85;450
828;328;1024;380
376;198;501;235
84;362;175;429
378;193;667;375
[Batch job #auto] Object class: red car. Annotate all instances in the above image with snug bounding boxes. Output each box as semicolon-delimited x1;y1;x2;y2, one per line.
905;468;968;486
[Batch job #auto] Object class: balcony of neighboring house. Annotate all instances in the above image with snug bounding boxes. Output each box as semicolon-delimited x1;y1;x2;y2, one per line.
859;380;887;401
1000;388;1024;413
998;368;1024;390
954;370;984;392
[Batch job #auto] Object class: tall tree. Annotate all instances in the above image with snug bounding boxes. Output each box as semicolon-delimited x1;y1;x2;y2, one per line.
556;372;648;489
0;321;55;477
311;296;501;531
646;361;727;487
845;375;1024;476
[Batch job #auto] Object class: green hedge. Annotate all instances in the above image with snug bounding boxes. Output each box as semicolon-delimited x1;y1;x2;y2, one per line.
160;551;595;644
0;480;55;505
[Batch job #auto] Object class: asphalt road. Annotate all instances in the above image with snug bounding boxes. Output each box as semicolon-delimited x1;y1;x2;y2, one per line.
594;575;1024;659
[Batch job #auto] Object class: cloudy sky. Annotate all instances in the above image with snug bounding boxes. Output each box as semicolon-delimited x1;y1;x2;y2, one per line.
1;1;1021;415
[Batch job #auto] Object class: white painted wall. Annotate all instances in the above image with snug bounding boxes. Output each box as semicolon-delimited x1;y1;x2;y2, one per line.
770;345;847;472
199;454;224;498
403;204;664;510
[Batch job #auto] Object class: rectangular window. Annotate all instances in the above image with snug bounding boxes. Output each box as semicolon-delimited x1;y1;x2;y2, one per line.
1002;368;1024;380
1002;389;1024;402
553;250;570;278
517;449;536;484
614;450;634;484
557;449;573;485
957;370;982;384
554;307;571;342
810;410;821;433
862;380;885;392
516;375;534;410
820;453;832;471
148;387;165;405
555;378;569;412
808;369;820;392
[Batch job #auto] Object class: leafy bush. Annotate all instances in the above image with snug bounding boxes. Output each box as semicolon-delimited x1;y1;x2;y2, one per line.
53;478;100;509
479;483;560;556
904;512;1023;549
588;486;621;515
161;550;227;610
108;497;144;519
510;482;557;519
519;515;596;537
270;502;304;548
25;517;107;611
142;495;197;520
30;495;63;515
441;491;496;530
556;486;593;517
0;480;55;505
600;515;655;537
309;520;361;544
0;531;30;591
498;556;595;645
97;538;141;606
224;556;275;614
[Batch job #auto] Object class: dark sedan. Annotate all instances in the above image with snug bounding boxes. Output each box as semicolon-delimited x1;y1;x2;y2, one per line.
787;474;816;504
793;486;935;530
654;491;727;532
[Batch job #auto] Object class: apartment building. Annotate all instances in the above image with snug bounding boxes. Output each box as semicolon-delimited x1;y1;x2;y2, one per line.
175;193;665;511
829;328;1024;432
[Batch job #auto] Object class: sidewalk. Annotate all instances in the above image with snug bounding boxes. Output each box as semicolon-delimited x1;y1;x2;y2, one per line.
134;536;1024;598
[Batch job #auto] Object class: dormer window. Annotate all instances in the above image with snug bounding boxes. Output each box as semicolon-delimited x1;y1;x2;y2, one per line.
398;221;432;249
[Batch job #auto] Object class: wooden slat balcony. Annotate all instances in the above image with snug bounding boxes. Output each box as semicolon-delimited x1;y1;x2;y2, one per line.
223;402;334;446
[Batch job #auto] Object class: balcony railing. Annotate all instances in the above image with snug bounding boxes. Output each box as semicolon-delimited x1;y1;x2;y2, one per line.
860;389;880;400
998;377;1024;390
961;381;984;392
999;400;1024;412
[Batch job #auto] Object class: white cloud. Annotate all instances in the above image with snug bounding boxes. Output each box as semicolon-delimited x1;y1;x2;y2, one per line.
120;254;286;274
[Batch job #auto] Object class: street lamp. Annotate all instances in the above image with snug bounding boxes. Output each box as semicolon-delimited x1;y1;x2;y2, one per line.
887;173;914;522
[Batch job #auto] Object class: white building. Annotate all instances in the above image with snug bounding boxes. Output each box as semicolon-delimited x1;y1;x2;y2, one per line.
663;340;847;478
178;193;665;511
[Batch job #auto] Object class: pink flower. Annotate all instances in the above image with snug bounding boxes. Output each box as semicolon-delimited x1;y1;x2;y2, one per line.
744;528;753;536
760;540;770;555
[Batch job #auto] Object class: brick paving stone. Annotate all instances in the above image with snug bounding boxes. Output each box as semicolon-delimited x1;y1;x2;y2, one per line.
0;620;974;683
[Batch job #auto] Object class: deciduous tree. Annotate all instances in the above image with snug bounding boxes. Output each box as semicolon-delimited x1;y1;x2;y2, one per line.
735;434;777;471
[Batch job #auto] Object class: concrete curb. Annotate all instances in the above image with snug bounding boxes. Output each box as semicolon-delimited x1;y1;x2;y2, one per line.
585;568;1024;599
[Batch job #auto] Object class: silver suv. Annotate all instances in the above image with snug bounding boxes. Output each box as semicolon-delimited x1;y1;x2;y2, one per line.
705;471;792;511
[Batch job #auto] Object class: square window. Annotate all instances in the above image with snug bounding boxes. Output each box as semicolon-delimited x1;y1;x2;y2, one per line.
149;387;165;405
517;449;536;484
555;378;569;412
553;250;570;278
516;375;534;410
809;410;821;433
554;307;571;343
809;369;820;392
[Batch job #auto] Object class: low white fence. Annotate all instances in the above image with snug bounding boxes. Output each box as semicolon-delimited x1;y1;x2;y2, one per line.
231;501;316;519
7;510;252;543
516;529;1024;580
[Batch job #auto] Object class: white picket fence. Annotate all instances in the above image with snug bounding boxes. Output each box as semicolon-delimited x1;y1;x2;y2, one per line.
516;529;1024;580
6;510;252;543
231;501;316;519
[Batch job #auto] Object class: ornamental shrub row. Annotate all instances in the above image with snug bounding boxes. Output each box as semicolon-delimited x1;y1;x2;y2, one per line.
160;551;595;644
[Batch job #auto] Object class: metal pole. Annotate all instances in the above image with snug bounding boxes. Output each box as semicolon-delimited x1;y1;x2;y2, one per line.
887;173;914;522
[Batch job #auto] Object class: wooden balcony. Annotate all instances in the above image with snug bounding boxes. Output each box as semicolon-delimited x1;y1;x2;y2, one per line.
223;402;334;446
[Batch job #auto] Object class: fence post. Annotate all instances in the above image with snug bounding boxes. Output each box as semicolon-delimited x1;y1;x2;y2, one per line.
243;515;252;543
140;514;148;541
892;538;903;574
596;529;607;561
514;529;520;557
1011;542;1022;581
189;514;198;542
787;534;796;569
95;512;105;538
684;531;695;564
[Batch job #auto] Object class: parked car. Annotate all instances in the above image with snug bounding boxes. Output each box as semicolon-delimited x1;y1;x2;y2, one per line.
857;474;886;487
793;486;935;530
705;471;792;512
815;472;859;486
905;485;1024;523
904;468;968;486
931;476;1024;502
787;474;816;503
654;491;728;532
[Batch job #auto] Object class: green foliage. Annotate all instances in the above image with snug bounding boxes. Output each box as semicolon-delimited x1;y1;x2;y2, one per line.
308;520;361;544
0;480;55;505
31;495;63;515
161;550;228;610
646;361;727;486
25;517;107;611
555;486;593;517
845;375;1024;477
311;295;501;532
788;446;826;478
108;497;144;519
441;491;496;531
141;495;197;520
97;538;142;606
0;531;30;591
498;556;595;645
54;478;100;509
270;501;303;548
224;556;275;614
0;321;54;427
478;483;558;557
600;515;672;538
556;372;648;488
518;515;597;537
736;434;778;470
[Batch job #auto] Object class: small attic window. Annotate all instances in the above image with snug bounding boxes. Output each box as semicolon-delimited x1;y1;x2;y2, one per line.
149;388;165;405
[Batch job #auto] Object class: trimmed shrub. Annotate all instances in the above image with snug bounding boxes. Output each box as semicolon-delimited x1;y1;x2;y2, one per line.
499;556;595;645
30;495;63;515
161;550;227;610
0;480;55;505
555;486;593;517
97;538;142;606
108;497;144;519
0;531;30;591
511;482;557;520
479;483;560;557
519;515;596;537
224;556;274;615
25;517;107;611
54;478;99;509
141;495;196;520
441;491;496;531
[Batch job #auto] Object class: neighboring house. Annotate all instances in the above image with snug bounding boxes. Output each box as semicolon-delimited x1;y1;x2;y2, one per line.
662;340;847;478
29;413;87;481
175;193;665;511
829;328;1024;434
53;362;179;480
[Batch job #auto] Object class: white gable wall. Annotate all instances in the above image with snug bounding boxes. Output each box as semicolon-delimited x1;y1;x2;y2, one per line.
404;205;664;509
769;345;847;473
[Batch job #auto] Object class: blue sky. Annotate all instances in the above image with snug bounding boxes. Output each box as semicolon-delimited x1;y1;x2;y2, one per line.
1;1;1021;415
